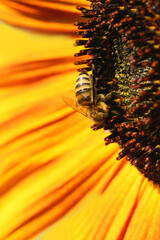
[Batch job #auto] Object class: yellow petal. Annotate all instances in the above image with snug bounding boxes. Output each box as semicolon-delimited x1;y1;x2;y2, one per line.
124;182;160;240
0;22;119;240
30;160;146;240
0;23;79;67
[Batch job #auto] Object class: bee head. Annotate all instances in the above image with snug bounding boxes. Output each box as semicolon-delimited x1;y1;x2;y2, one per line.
89;103;109;123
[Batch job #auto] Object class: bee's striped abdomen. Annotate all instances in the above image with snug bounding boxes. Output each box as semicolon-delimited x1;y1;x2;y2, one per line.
75;71;92;106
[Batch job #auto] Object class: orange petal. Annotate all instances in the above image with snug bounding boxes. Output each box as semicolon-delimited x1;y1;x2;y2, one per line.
0;1;89;33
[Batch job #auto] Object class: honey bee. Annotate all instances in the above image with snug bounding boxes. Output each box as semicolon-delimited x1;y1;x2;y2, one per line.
62;71;111;130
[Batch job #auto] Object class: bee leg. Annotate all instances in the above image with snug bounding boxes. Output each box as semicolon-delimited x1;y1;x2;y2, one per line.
90;123;103;131
105;91;117;101
111;110;119;116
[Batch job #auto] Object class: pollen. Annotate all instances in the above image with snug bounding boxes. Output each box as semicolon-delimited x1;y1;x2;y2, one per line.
74;0;160;186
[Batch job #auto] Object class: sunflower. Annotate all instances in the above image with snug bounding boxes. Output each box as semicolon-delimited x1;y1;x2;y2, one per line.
0;1;160;240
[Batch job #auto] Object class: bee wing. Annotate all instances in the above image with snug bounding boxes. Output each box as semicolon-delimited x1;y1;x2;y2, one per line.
62;90;88;117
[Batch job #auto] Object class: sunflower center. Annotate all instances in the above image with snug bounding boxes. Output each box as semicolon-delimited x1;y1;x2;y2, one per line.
74;0;160;187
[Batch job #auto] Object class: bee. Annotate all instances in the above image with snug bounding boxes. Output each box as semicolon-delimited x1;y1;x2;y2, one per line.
62;71;111;130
